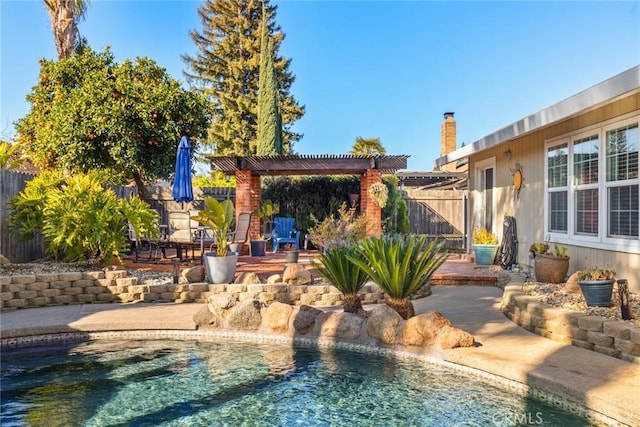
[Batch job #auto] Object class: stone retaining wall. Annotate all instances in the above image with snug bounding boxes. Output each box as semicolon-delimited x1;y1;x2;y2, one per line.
0;270;386;311
501;284;640;363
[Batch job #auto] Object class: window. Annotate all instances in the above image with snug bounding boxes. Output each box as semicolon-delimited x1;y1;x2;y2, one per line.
545;117;639;251
606;123;639;238
547;143;568;233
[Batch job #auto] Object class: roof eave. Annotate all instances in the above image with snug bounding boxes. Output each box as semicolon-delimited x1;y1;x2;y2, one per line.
434;65;640;168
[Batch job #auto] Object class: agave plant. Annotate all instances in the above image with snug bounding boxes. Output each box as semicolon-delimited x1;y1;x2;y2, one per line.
349;235;447;319
312;246;369;314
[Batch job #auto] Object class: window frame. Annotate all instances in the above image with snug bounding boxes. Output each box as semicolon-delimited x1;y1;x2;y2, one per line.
544;114;639;253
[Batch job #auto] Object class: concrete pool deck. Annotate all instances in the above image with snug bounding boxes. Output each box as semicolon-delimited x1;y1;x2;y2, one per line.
1;285;639;426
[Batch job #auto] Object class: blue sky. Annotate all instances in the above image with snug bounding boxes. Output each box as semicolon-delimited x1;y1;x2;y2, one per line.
1;1;639;171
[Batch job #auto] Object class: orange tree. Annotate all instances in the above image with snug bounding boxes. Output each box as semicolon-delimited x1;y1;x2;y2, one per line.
16;47;210;199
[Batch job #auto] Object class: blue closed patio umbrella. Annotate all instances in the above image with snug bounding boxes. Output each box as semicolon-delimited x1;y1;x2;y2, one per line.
172;135;194;208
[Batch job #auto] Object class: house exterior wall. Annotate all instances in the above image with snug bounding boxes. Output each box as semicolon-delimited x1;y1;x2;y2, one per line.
468;92;640;292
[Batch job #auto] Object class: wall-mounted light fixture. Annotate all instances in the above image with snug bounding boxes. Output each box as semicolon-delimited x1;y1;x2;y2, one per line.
503;149;512;160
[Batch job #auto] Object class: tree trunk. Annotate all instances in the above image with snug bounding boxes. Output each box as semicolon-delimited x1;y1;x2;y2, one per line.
132;171;147;201
386;298;415;320
342;293;364;314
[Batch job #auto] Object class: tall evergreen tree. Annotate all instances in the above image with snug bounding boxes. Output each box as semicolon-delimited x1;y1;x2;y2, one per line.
183;0;304;156
257;2;282;155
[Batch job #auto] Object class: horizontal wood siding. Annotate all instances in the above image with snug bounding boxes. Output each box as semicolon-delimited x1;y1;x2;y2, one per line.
468;92;640;291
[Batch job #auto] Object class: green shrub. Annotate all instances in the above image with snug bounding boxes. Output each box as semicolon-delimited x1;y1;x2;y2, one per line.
312;246;369;314
10;171;159;265
308;202;367;251
349;234;447;319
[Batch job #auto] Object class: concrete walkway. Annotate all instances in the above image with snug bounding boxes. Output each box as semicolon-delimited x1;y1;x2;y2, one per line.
2;285;639;426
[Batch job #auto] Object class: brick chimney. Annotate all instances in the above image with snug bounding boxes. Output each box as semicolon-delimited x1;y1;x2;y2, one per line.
441;112;456;157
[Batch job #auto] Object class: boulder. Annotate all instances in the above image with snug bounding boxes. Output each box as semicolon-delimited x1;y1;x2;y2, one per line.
282;264;312;285
318;311;364;340
293;305;322;335
367;305;403;345
266;274;283;284
207;293;236;311
437;325;475;349
265;302;293;333
182;265;205;283
0;254;10;265
193;305;222;327
565;271;581;294
235;272;261;284
227;299;263;330
403;311;451;347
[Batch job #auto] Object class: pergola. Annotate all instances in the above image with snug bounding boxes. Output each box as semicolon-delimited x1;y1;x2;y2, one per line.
208;154;409;239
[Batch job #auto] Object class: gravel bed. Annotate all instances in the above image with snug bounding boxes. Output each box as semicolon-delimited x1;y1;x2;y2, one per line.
0;260;174;286
521;280;639;325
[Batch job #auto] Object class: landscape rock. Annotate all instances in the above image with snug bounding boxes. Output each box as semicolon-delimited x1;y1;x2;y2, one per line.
266;274;283;284
367;305;403;345
318;311;364;340
236;272;262;285
265;302;293;332
0;255;10;265
565;272;581;294
193;305;222;327
282;264;312;285
293;305;322;334
437;325;475;349
182;265;205;283
403;311;452;347
227;299;263;330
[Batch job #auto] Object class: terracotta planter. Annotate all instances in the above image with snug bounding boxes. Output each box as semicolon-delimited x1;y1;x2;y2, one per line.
534;253;570;284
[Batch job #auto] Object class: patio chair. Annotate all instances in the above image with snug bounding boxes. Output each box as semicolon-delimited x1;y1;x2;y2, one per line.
272;217;299;252
128;223;162;261
228;211;252;253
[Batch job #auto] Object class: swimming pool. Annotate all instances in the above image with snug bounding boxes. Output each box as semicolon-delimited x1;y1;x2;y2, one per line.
0;337;591;426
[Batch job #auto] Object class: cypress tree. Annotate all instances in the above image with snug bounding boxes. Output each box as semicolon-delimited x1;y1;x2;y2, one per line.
183;0;304;156
257;2;282;155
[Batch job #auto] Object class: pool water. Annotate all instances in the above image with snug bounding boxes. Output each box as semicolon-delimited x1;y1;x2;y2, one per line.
1;339;591;426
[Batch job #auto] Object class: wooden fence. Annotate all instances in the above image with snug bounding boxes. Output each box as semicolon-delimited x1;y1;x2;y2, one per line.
403;188;468;252
0;169;45;263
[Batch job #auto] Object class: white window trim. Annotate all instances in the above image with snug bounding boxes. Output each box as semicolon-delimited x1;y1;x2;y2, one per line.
473;156;497;234
544;114;639;254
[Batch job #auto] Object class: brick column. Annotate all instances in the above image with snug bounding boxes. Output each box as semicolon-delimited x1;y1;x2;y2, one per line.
361;169;382;237
235;170;261;239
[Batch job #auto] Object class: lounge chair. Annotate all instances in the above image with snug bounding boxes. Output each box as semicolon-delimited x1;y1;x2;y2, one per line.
272;217;299;252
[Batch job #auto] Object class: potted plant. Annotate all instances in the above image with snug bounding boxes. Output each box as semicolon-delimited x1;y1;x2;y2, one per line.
472;227;499;265
251;200;279;256
530;243;570;284
191;198;238;284
577;265;616;307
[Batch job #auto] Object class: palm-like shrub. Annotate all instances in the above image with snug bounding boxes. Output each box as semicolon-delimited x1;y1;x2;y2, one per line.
312;246;369;314
350;235;447;319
